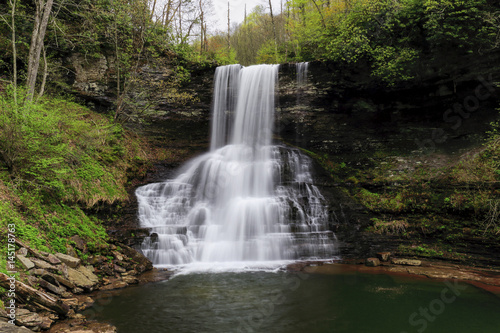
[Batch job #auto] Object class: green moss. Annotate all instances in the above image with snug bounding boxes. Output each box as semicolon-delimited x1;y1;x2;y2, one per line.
0;88;149;257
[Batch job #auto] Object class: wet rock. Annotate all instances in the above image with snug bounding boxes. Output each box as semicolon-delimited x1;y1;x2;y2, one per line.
376;252;391;262
99;278;128;291
55;253;81;268
366;258;381;267
150;233;159;243
121;276;139;284
61;298;80;310
75;296;95;312
17;255;35;270
391;258;421;266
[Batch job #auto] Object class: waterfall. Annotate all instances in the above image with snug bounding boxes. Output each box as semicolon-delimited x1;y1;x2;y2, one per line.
296;62;309;88
136;64;336;267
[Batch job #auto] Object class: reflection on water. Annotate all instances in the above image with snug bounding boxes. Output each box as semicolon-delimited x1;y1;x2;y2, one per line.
89;271;500;333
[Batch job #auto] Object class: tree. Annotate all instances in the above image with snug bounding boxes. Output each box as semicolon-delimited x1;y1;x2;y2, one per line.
0;0;19;103
26;0;54;101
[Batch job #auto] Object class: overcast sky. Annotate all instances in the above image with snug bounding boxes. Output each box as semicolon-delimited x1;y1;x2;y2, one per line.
211;0;284;32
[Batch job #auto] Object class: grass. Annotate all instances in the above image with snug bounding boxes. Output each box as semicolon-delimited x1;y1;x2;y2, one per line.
0;86;153;269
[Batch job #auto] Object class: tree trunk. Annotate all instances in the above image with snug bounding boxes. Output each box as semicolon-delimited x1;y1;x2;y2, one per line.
227;1;230;49
268;0;278;61
150;0;157;20
10;0;17;105
311;0;327;28
36;44;48;102
26;0;54;102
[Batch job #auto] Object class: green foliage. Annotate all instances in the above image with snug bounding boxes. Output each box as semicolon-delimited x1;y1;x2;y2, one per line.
0;86;142;206
0;180;108;256
0;87;152;257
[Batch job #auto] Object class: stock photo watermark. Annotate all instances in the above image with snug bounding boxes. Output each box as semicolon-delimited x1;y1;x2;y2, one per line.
400;279;468;333
415;74;496;153
236;270;312;333
5;223;17;325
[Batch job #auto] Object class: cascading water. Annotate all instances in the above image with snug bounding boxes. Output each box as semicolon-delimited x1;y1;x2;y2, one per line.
136;64;336;267
296;62;309;88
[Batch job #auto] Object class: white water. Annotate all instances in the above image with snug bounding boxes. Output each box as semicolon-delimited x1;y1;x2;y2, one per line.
136;64;336;270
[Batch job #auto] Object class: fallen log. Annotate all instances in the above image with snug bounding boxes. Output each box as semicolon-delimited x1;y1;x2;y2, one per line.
0;273;69;316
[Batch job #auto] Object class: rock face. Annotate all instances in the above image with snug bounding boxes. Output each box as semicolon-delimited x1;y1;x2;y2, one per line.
65;55;500;265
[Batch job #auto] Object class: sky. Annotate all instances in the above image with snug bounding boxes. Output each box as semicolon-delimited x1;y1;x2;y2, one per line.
211;0;284;32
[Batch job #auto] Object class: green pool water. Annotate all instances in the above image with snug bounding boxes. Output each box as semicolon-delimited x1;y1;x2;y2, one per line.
87;270;500;333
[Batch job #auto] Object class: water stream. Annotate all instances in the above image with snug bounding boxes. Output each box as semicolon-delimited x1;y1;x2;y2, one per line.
135;64;336;268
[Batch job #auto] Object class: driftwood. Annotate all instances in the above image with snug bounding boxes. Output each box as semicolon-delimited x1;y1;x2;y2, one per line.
0;272;69;316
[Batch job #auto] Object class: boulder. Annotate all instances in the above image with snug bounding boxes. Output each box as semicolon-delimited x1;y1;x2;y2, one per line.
37;278;69;297
55;253;81;268
30;258;53;270
391;258;422;266
64;266;98;290
51;273;76;290
46;254;62;265
100;278;128;291
16;247;28;256
365;258;381;267
376;252;391;262
17;255;35;270
70;235;86;251
121;276;139;284
30;269;47;276
66;245;79;258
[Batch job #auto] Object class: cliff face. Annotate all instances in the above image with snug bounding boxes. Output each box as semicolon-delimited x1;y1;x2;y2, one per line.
68;55;500;266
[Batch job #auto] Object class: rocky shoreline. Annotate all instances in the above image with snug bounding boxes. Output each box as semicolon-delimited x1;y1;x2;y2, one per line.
287;255;500;295
3;242;500;333
0;236;164;333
